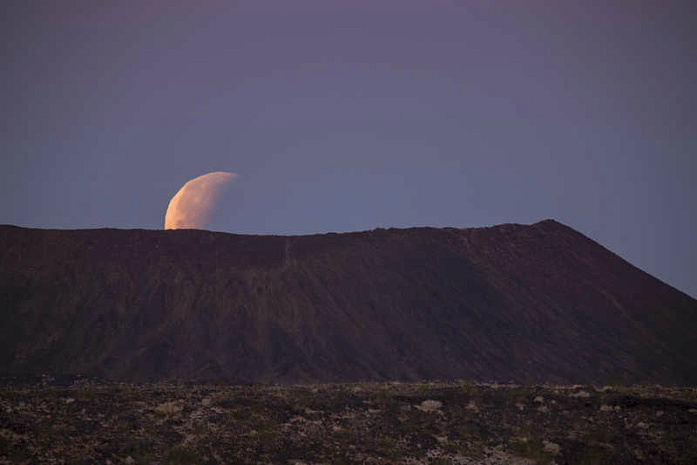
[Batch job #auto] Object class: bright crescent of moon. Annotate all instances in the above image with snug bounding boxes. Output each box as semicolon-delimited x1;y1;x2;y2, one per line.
164;171;238;230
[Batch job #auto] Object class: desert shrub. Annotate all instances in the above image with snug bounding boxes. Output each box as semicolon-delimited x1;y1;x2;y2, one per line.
602;376;627;389
415;381;436;395
0;436;10;454
331;458;355;465
373;386;394;406
507;387;528;403
256;424;279;443
430;458;453;465
124;438;153;464
573;445;608;465
375;436;400;459
167;446;201;464
291;388;313;410
508;438;554;465
0;435;34;462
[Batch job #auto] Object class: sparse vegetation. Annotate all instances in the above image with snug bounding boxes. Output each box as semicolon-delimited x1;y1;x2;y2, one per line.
0;380;695;464
168;446;201;464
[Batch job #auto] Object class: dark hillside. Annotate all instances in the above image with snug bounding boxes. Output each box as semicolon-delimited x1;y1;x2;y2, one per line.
0;220;694;384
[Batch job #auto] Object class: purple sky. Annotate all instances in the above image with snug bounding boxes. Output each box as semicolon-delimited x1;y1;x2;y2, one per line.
2;1;695;297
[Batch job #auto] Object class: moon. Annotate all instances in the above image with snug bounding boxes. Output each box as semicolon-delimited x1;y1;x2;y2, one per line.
164;171;238;230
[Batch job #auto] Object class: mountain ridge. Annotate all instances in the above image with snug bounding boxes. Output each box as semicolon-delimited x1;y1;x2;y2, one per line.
1;220;695;385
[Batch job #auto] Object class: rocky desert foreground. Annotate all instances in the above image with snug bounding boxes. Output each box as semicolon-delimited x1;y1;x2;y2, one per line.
1;379;696;464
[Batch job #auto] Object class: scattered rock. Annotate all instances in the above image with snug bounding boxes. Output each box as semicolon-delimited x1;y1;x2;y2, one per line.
0;382;694;464
417;399;443;412
543;440;561;455
466;400;479;412
155;401;183;415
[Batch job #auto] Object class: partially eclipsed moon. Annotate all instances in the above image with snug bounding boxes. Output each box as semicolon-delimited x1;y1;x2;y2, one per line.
164;171;238;230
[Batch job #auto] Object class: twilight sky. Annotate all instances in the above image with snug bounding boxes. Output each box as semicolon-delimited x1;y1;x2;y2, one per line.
2;1;695;297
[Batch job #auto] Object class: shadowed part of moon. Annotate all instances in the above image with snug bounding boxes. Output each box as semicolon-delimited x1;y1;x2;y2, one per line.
164;172;238;230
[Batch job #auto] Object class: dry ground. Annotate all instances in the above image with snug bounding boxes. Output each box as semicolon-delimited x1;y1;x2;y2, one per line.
1;380;696;464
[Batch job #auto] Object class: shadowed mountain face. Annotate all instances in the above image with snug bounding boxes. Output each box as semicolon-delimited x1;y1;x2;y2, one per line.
1;220;695;385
